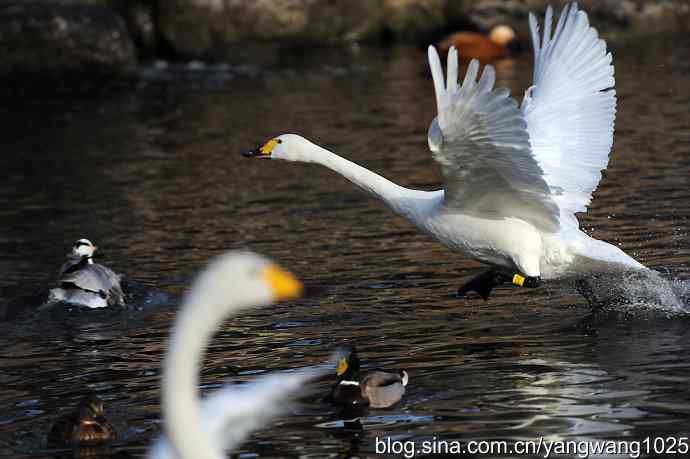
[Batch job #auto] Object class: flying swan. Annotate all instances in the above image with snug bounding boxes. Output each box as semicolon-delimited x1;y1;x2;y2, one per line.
148;251;327;459
244;3;646;300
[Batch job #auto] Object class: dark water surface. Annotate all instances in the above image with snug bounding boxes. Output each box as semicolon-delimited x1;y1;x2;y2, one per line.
1;36;690;458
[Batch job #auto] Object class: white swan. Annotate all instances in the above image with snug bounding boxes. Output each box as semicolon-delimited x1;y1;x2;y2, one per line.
244;3;647;300
147;251;327;459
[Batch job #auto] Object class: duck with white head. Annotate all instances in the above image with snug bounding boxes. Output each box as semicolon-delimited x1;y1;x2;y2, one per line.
48;238;125;309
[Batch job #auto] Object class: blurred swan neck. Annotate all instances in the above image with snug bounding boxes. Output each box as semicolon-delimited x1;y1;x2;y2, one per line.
162;290;228;459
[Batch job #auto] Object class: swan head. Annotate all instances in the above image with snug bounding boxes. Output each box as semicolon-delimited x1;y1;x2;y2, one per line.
71;238;97;258
242;134;316;163
187;250;303;313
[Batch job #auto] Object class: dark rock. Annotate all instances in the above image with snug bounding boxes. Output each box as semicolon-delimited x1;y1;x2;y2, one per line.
2;0;687;74
382;0;449;43
109;0;163;58
0;2;136;78
155;0;689;61
156;0;385;60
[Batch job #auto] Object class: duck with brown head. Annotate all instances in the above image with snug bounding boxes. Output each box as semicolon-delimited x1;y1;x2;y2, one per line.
48;395;117;446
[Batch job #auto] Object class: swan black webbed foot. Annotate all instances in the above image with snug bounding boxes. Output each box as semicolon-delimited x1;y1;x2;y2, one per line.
457;270;510;300
457;270;541;300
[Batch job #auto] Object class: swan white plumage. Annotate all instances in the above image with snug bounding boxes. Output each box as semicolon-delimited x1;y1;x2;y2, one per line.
147;251;326;459
244;2;646;299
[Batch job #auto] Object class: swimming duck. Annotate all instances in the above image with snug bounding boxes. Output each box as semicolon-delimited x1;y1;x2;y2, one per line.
148;251;328;459
331;345;408;409
48;239;125;308
439;24;516;61
244;3;647;301
48;395;117;446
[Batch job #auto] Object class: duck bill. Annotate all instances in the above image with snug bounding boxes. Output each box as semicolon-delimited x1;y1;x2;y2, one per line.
336;358;348;376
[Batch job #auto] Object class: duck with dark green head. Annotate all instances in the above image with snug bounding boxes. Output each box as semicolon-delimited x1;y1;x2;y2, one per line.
331;344;408;409
48;395;117;446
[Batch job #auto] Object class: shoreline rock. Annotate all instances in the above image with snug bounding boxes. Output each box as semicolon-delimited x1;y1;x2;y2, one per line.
154;0;689;61
155;0;385;60
0;2;136;78
0;0;688;79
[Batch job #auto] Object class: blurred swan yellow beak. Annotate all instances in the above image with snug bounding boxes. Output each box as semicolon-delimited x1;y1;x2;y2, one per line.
263;265;303;300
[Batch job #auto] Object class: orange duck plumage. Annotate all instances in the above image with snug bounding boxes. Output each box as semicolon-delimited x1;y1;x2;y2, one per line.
439;25;516;61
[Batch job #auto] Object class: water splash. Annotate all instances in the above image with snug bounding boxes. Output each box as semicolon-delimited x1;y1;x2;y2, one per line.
576;270;689;315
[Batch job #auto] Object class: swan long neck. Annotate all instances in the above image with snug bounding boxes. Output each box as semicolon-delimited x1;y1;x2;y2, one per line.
299;144;415;216
162;289;234;459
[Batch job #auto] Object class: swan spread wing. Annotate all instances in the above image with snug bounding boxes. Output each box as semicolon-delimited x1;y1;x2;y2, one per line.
148;367;324;459
522;2;616;229
201;367;323;450
427;46;559;233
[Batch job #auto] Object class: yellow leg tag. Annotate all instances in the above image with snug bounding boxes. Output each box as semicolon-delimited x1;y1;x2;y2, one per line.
512;274;525;287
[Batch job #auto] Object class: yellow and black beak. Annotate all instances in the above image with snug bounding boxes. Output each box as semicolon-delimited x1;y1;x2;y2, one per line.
242;138;279;159
336;357;349;376
262;264;303;301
